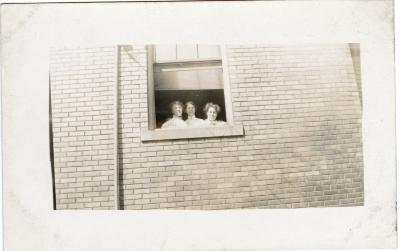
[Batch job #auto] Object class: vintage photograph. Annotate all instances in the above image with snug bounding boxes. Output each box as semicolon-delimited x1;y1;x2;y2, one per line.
49;44;364;210
3;1;396;250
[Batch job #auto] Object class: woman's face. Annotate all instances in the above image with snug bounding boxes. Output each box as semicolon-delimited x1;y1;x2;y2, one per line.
206;107;218;121
172;104;183;117
186;103;195;117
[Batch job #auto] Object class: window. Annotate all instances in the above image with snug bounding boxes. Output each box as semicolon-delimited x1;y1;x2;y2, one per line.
142;44;243;141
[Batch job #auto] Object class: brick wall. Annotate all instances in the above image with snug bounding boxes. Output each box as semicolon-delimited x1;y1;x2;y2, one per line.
50;46;116;209
225;44;363;208
50;44;364;209
116;45;148;209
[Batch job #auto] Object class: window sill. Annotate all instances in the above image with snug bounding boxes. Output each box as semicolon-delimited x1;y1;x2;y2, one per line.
141;125;244;142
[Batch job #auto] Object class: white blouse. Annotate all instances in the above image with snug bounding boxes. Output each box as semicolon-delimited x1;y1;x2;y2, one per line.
185;115;204;127
161;117;188;129
201;119;227;127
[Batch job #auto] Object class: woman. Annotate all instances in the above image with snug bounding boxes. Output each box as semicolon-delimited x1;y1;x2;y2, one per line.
184;101;203;127
202;102;227;126
161;101;187;129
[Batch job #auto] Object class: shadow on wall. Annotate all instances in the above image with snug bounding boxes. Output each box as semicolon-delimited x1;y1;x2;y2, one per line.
349;43;362;107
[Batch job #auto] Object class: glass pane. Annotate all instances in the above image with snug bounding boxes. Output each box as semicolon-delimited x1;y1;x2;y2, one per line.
154;68;223;90
177;45;198;60
197;69;223;88
198;45;221;59
155;45;176;62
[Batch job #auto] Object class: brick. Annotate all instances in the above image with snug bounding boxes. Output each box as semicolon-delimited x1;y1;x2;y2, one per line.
51;44;363;210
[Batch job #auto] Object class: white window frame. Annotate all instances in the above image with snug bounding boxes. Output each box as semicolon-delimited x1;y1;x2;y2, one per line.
141;45;243;142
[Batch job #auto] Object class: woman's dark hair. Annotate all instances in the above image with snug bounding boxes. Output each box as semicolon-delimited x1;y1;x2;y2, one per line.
203;102;221;115
185;101;196;110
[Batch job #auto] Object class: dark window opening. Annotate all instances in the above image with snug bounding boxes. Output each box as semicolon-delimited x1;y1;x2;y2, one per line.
155;89;226;129
148;44;230;130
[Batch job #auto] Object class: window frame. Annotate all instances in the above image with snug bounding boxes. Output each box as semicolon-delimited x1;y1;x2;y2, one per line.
142;44;241;142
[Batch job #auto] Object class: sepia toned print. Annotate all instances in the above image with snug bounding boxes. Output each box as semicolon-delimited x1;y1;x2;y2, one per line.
49;44;363;210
